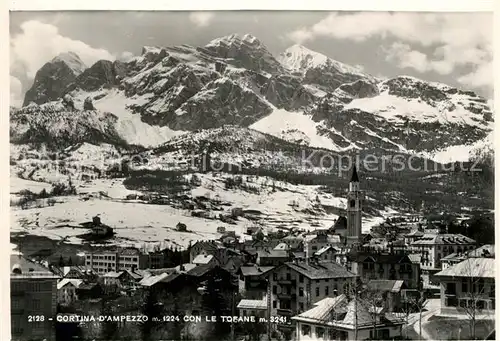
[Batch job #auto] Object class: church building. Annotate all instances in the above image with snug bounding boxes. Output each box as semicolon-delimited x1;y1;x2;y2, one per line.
346;165;364;246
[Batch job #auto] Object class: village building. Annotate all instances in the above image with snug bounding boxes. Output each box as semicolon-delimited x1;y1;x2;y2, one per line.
404;229;424;246
267;260;357;320
346;250;420;291
57;278;83;305
84;247;151;274
281;235;305;250
193;254;216;266
238;265;275;300
257;250;290;266
433;257;496;316
440;253;468;270
237;298;268;318
304;231;342;255
365;279;407;312
292;295;405;341
189;240;239;266
410;233;476;270
11;255;60;341
313;246;341;262
102;270;143;292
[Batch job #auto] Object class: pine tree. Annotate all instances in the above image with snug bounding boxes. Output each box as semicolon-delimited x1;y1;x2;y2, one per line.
140;290;161;341
100;297;118;340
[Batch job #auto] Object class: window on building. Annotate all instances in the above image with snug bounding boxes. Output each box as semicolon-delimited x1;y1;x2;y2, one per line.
273;273;278;281
325;287;329;296
299;302;304;311
273;286;277;294
299;287;304;297
478;279;485;293
33;299;41;310
462;279;469;293
299;275;304;283
273;301;277;308
316;327;325;338
316;287;320;297
301;324;311;336
350;200;355;208
286;273;291;280
33;321;44;331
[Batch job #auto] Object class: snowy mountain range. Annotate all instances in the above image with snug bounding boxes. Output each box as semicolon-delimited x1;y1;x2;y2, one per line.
13;33;493;162
10;34;494;250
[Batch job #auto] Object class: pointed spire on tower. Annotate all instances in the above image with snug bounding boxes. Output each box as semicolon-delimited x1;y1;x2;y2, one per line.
350;164;359;183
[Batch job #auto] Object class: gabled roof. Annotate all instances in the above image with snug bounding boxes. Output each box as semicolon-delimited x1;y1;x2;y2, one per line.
411;234;475;246
295;295;348;321
186;263;218;277
193;254;214;265
408;254;422;264
366;280;406;293
468;244;495;258
406;230;424;237
237;299;268;310
10;255;60;279
57;278;83;290
348;252;412;264
103;271;123;278
441;252;467;262
434;258;495;279
292;295;405;329
342;299;374;327
257;250;289;259
286;261;356;280
315;246;333;256
140;273;170;287
240;265;275;277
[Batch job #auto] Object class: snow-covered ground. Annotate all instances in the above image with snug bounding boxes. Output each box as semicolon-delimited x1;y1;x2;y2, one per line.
73;89;186;147
10;177;53;194
346;89;492;129
10;173;395;249
11;196;231;249
416;130;493;163
251;109;342;151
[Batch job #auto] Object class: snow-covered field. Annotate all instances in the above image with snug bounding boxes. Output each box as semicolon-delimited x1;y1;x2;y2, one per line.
10;173;396;249
11;196;233;249
11;177;53;194
251;109;341;151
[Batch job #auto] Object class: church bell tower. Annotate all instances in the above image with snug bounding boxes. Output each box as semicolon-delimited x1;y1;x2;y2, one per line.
346;164;363;246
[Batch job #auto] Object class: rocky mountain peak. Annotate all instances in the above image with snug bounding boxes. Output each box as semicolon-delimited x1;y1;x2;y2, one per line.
278;44;328;73
23;52;87;106
50;52;87;76
204;34;282;74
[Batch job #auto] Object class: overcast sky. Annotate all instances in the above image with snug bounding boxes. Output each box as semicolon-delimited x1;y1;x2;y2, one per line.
10;11;493;107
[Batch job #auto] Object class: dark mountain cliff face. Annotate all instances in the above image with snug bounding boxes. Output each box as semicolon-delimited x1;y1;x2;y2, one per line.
23;54;85;106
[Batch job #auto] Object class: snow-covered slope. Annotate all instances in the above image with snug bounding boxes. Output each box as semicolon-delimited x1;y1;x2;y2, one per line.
250;108;356;151
279;44;365;78
84;89;185;147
